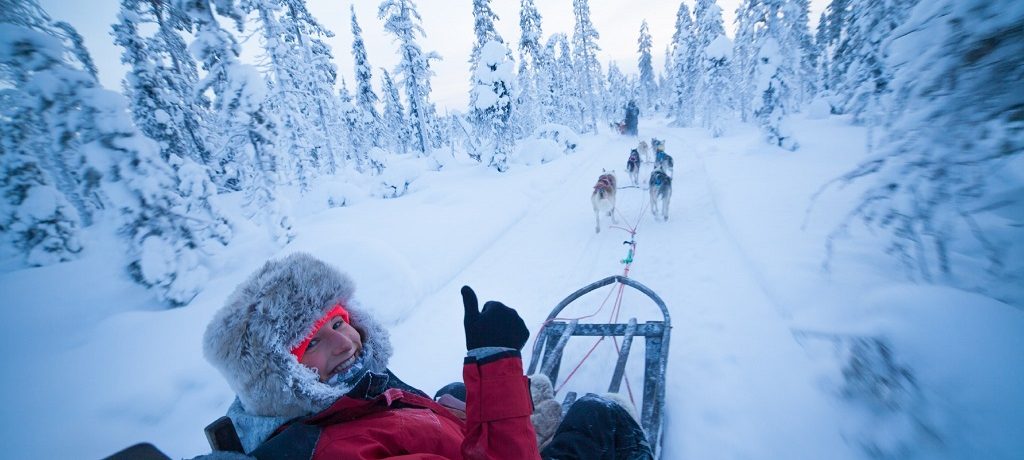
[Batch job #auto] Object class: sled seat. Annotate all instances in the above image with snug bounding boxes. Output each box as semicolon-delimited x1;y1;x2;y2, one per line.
527;275;671;457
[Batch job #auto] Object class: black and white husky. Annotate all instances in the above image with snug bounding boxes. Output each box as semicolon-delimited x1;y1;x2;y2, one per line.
626;149;641;186
654;146;674;178
592;171;617;233
649;169;672;221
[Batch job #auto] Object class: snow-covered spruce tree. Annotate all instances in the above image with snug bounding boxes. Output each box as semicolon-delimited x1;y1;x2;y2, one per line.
115;0;232;250
834;0;916;125
694;0;736;136
472;40;515;172
336;79;365;172
379;0;442;157
180;0;245;190
733;0;758;122
659;45;672;110
113;0;213;168
379;68;410;155
829;0;1024;302
2;16;225;305
0;21;83;265
515;0;544;136
787;0;817;105
819;0;850;96
814;11;831;96
545;34;584;132
350;5;383;159
242;0;344;189
182;0;293;246
571;0;604;133
636;19;656;111
467;0;513;164
702;35;734;138
668;2;698;126
468;0;503;119
741;0;800;150
605;62;629;123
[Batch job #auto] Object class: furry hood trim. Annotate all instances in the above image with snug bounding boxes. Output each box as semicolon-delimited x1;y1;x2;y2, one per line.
203;252;393;418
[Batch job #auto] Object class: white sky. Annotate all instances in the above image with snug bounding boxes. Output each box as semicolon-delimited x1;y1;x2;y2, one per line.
39;0;826;112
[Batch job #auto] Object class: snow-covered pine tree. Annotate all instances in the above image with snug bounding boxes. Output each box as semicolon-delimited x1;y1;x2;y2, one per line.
242;0;345;189
819;0;850;96
0;16;83;265
113;0;213;168
115;0;232;251
472;40;515;172
379;0;442;157
636;19;656;111
605;62;629;123
834;0;915;124
468;0;502;119
694;0;736;136
467;0;513;164
181;0;245;190
742;0;800;150
379;68;410;155
571;0;604;133
350;5;383;156
659;45;671;111
787;0;817;105
814;11;830;97
668;2;697;126
515;0;544;136
182;0;291;247
545;34;584;132
3;9;227;305
830;0;1023;303
733;0;759;122
224;63;295;246
702;34;734;138
337;79;366;172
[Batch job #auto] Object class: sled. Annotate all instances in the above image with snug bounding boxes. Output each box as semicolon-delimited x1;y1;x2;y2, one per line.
526;275;671;458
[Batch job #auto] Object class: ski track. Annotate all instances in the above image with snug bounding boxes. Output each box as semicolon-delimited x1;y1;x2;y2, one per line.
396;119;858;459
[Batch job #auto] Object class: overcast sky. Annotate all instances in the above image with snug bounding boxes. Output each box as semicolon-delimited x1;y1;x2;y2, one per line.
38;0;826;112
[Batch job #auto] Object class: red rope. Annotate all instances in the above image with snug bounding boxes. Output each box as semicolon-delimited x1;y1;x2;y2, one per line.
543;192;650;410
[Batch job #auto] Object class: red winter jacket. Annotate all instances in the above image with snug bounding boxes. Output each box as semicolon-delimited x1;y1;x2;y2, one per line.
268;352;541;460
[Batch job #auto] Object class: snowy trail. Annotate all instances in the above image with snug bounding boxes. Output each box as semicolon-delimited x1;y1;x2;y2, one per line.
388;120;858;458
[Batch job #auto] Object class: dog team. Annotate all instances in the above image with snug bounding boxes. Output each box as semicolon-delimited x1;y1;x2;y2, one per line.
592;138;674;233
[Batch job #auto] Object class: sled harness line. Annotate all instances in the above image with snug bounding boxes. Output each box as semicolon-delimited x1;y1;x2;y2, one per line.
541;205;650;410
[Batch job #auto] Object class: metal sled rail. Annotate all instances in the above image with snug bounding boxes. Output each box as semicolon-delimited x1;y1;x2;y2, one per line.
527;275;671;457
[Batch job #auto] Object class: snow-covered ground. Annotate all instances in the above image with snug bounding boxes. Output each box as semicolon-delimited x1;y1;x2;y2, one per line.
1;116;1021;459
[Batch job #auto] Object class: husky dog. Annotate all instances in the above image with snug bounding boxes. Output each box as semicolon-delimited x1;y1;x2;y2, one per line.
649;169;672;221
655;151;674;178
592;171;617;233
637;140;651;163
650;138;665;153
626;149;641;186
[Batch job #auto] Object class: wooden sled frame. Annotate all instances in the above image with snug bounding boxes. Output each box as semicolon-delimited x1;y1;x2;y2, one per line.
526;275;671;456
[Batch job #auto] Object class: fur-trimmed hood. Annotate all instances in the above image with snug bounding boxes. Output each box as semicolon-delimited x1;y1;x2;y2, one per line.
203;252;393;418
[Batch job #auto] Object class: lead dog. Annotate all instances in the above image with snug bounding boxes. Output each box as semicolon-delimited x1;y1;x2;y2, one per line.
626;149;641;186
592;171;617;233
649;169;672;221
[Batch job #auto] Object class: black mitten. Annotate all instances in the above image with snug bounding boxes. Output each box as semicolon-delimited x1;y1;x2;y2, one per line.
461;286;529;351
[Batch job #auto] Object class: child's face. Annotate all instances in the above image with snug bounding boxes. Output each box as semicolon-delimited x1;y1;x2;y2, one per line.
299;315;363;382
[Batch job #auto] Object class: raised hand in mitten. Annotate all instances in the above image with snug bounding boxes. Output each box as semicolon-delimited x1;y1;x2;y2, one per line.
461;285;529;351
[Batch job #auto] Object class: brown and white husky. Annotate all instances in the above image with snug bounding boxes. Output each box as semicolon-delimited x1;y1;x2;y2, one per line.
592;171;617;233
